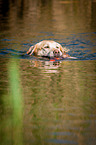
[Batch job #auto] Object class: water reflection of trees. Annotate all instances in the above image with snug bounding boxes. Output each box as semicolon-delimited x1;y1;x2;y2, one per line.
0;0;96;33
21;59;96;144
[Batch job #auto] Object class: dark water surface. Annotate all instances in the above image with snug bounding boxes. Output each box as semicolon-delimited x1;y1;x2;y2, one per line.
0;0;96;145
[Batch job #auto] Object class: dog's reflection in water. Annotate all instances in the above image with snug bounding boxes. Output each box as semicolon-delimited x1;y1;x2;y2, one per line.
29;60;61;73
26;40;76;73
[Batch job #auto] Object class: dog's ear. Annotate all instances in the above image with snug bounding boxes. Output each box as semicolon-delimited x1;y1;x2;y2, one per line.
61;46;70;58
60;46;65;53
27;44;38;55
27;46;34;55
60;46;70;53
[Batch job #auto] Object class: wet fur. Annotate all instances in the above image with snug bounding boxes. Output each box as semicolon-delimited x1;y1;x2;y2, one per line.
27;40;69;58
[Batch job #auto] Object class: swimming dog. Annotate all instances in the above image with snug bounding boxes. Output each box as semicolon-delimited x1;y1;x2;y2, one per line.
27;40;70;58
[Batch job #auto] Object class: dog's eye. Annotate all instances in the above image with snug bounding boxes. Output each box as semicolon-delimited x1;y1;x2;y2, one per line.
56;46;59;49
44;46;49;48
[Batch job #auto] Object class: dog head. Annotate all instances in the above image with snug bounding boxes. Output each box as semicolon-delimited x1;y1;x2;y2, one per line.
27;40;66;58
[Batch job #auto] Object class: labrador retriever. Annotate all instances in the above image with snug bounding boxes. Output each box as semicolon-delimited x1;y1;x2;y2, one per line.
27;40;77;60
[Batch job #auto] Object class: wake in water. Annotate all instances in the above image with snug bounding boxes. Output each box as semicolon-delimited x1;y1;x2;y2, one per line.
0;47;96;61
0;48;77;61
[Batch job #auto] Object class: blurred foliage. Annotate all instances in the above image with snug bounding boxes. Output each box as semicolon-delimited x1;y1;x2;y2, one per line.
0;59;23;145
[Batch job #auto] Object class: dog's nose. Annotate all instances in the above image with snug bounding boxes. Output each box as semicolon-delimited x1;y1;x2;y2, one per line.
53;49;60;57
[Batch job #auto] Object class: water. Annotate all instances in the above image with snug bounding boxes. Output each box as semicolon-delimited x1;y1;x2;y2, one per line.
0;0;96;145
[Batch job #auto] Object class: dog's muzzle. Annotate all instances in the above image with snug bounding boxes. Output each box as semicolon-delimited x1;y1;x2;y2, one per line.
53;49;60;57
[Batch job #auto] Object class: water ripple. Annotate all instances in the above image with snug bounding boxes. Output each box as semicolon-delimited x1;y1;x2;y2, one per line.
47;139;77;144
0;32;96;61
